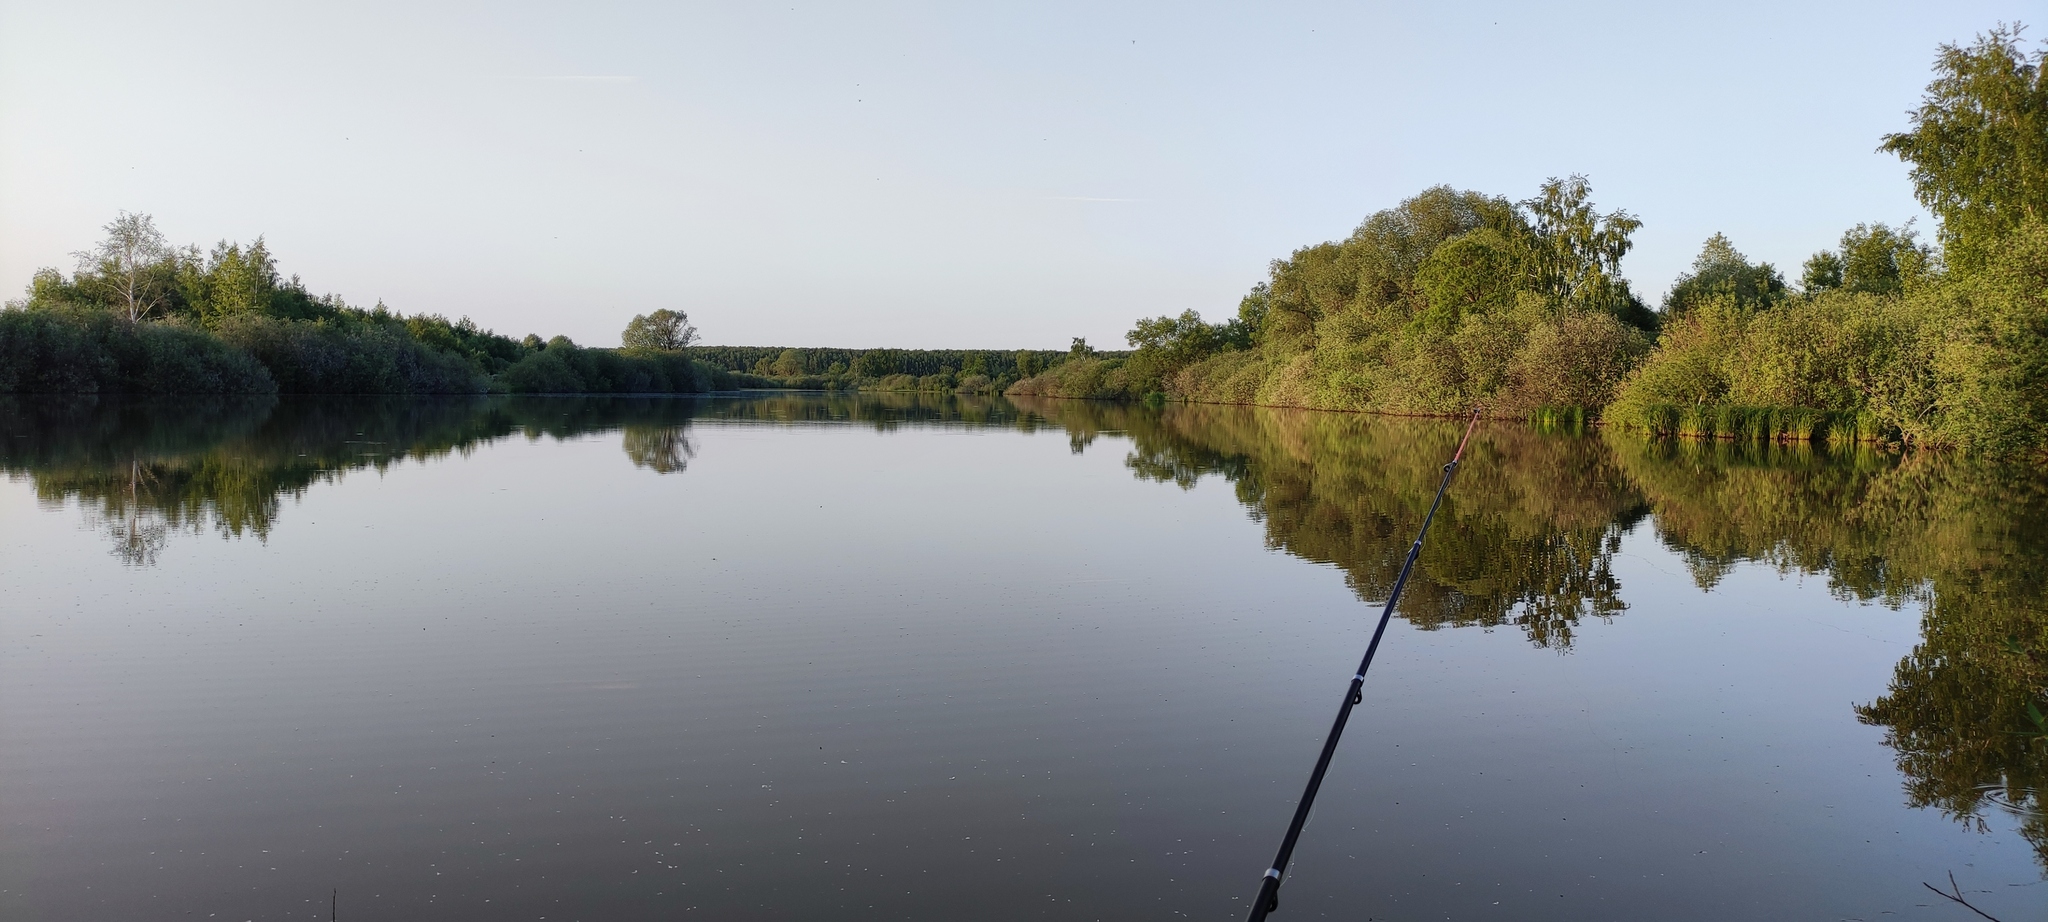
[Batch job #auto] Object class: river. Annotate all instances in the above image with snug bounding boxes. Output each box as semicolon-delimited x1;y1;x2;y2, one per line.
1;393;2040;920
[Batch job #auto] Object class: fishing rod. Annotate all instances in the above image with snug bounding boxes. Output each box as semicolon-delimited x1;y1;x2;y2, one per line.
1244;410;1481;922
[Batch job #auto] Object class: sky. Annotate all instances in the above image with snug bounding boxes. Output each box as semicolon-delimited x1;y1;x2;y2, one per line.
0;1;2030;349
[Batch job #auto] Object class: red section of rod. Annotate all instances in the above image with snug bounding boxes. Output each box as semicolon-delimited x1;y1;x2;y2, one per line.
1451;410;1481;464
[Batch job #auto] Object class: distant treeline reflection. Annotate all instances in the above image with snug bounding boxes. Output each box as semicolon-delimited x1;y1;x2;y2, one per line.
5;393;2043;866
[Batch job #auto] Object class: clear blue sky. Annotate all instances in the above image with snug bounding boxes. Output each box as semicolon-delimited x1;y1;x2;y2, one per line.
0;1;2027;348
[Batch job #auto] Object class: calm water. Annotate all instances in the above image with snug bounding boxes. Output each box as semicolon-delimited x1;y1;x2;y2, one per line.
1;394;2043;921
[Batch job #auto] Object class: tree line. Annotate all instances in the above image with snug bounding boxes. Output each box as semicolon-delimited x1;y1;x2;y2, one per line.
0;224;1094;397
0;223;742;396
1014;25;2048;455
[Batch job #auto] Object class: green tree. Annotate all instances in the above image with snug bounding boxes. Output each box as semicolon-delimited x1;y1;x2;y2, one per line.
1517;175;1651;328
72;212;173;322
1663;233;1787;316
1228;282;1269;346
1126;310;1223;363
1413;227;1521;330
853;350;897;377
1881;23;2048;270
1802;223;1935;295
1263;186;1513;339
1800;250;1845;292
621;309;699;351
195;239;280;326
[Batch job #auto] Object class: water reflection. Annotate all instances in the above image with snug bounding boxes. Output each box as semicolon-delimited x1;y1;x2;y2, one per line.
1014;397;2048;869
1040;399;1649;649
4;392;2044;871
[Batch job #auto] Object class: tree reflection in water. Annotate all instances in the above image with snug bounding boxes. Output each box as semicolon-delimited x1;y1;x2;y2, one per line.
1013;396;2047;869
4;392;2043;871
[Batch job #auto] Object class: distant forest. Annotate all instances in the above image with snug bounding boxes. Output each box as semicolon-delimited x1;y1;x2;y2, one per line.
688;345;1098;394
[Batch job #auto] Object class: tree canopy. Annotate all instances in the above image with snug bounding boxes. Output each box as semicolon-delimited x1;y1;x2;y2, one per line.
1664;233;1787;316
1799;223;1936;295
621;309;699;352
1881;23;2047;269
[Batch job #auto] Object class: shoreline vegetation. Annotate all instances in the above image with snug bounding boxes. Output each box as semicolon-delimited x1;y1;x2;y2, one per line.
0;246;1085;399
3;26;2042;454
1008;26;2048;456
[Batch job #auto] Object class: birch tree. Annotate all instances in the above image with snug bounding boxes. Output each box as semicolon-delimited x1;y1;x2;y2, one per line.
74;212;172;322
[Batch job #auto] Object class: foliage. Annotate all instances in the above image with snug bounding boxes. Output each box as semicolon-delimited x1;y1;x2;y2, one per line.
214;314;488;394
2;216;731;396
692;345;1067;382
622;309;699;351
1111;309;1250;396
1800;223;1938;296
71;212;173;322
1610;214;2048;455
402;312;529;373
1003;26;2048;458
1664;233;1787;316
1932;217;2048;454
500;336;715;394
1607;291;1940;443
1881;23;2048;271
0;308;275;394
1038;178;1656;417
1515;175;1655;329
1005;356;1135;401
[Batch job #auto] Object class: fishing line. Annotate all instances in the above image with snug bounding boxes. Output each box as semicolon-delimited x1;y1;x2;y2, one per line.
1244;411;1481;922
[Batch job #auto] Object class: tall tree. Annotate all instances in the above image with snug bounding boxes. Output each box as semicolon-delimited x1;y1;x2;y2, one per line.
1517;175;1651;327
73;212;172;322
1662;233;1786;315
1881;23;2048;270
620;309;699;351
196;239;280;325
1800;223;1935;296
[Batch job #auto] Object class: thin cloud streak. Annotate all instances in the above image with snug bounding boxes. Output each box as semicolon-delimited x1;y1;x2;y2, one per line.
500;75;639;82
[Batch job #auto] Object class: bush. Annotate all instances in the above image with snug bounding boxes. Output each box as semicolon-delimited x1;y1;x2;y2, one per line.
1005;357;1132;400
1167;350;1269;405
1606;289;1955;446
0;309;117;392
501;349;587;393
1930;219;2048;454
499;340;713;394
1499;312;1651;414
0;309;274;394
1156;296;1646;420
216;315;486;394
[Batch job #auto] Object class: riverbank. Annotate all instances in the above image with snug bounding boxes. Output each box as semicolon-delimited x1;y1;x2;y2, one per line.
1002;24;2047;457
